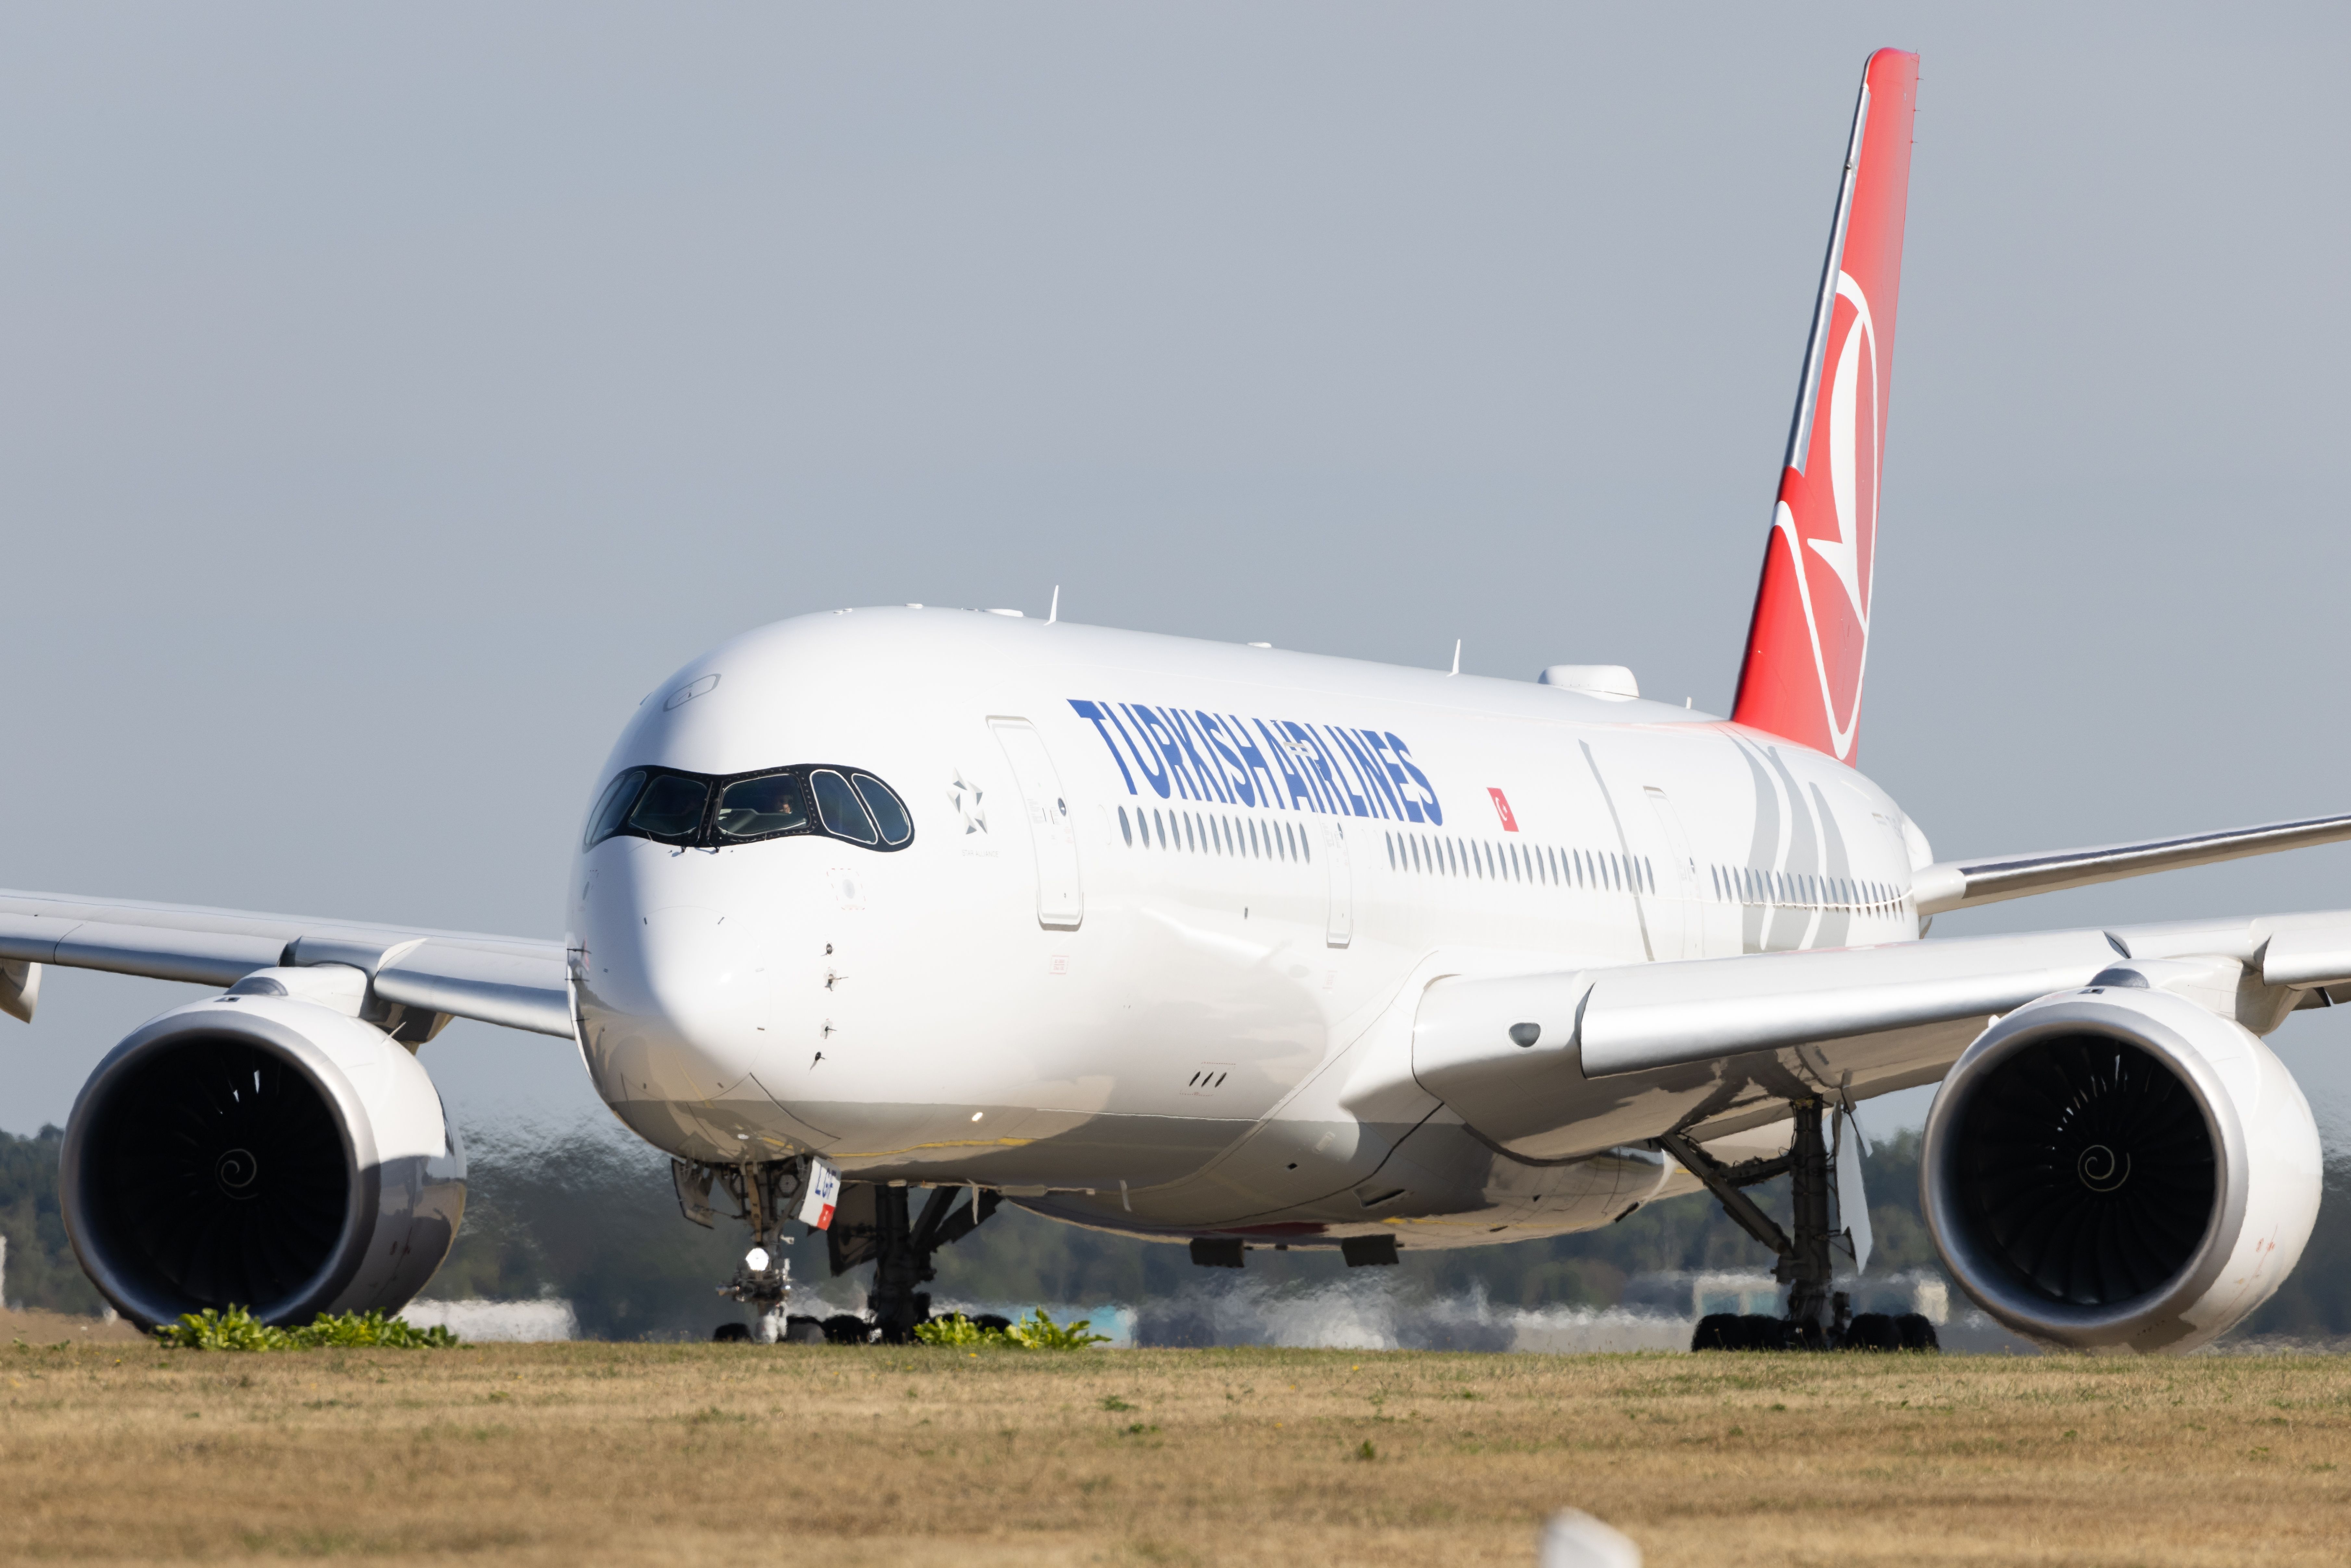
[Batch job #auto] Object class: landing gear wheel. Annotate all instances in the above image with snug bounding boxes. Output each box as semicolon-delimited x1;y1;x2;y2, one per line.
822;1313;875;1345
1843;1312;1900;1350
711;1322;752;1344
1895;1312;1940;1351
1691;1313;1744;1351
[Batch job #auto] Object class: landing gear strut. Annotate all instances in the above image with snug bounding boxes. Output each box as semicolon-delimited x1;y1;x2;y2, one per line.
824;1183;1002;1342
674;1157;810;1343
1662;1099;1867;1351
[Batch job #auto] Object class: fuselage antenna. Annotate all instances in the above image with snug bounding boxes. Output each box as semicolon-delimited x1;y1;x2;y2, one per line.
1049;585;1060;624
1449;639;1461;676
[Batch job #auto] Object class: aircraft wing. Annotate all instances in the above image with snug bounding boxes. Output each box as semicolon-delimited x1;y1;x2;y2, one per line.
1413;910;2351;1151
0;888;572;1038
1910;811;2351;915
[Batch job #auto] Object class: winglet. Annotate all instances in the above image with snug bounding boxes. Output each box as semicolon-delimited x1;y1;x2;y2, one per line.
1731;48;1919;763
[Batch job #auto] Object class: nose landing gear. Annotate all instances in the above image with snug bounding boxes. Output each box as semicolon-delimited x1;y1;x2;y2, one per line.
675;1159;1004;1344
675;1157;821;1344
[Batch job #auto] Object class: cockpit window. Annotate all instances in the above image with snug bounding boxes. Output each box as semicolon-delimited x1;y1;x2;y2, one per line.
716;773;808;840
584;768;649;849
811;769;878;845
627;773;710;839
853;773;913;846
583;762;913;853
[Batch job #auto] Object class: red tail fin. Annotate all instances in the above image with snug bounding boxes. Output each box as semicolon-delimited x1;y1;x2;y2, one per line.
1731;49;1918;763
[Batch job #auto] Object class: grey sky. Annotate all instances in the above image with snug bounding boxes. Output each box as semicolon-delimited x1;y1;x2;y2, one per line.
2;4;2346;1142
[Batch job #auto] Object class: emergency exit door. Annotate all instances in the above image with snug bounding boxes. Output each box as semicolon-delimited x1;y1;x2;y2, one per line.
1642;785;1698;960
1324;819;1353;948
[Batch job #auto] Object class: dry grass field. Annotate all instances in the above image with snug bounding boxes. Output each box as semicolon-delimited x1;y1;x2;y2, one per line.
3;1307;2347;1567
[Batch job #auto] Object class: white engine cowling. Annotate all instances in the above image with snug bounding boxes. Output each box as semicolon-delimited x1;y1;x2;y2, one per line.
60;971;466;1328
1921;978;2320;1352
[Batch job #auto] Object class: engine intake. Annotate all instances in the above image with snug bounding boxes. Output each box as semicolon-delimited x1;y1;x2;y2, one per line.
1922;980;2320;1352
61;975;466;1328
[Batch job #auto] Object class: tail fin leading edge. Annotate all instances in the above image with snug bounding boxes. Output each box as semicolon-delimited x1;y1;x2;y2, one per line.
1730;48;1918;763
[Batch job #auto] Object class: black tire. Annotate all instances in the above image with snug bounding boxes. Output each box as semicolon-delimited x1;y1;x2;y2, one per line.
1691;1313;1745;1351
822;1313;875;1346
711;1322;752;1344
1843;1312;1899;1351
781;1315;827;1346
1741;1314;1793;1351
972;1313;1013;1333
1895;1312;1941;1352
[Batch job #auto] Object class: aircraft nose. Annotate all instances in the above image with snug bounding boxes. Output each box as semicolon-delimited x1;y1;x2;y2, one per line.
579;899;775;1104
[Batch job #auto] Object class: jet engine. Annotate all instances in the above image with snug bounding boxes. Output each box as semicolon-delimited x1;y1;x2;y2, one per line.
1921;975;2320;1352
60;967;466;1328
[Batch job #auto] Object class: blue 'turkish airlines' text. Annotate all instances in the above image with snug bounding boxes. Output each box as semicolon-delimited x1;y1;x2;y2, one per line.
1067;700;1443;825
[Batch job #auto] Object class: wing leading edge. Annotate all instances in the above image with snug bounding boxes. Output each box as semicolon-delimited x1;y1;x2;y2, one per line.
1412;909;2351;1155
1575;910;2351;1078
0;888;572;1038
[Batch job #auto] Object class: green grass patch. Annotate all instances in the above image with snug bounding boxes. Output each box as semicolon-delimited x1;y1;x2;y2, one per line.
155;1306;460;1351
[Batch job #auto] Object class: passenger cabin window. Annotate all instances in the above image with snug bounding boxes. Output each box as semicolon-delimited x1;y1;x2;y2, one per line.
584;764;914;853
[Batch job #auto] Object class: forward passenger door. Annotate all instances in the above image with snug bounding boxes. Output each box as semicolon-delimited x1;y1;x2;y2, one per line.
990;718;1084;930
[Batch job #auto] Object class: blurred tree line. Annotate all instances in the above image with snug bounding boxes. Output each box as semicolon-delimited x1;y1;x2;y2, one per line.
0;1125;106;1314
6;1117;2346;1341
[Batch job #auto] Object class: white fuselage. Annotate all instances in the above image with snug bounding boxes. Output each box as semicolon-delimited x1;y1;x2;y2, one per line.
571;608;1925;1251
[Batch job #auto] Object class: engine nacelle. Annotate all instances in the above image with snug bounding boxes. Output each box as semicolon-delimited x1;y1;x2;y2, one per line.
61;968;466;1328
1921;977;2320;1352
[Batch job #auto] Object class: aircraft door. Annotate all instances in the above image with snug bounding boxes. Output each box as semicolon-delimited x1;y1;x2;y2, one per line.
990;718;1084;930
1324;819;1353;948
1642;786;1698;960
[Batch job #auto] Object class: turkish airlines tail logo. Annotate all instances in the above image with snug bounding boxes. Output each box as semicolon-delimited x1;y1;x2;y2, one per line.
1731;49;1917;764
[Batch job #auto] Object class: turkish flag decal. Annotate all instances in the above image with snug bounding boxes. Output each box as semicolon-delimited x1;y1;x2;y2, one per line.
1488;788;1519;832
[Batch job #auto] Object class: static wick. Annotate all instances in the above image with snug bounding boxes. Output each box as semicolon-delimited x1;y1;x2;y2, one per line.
1048;585;1060;624
1449;639;1461;677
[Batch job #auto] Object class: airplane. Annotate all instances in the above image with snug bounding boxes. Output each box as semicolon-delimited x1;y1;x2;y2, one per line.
12;47;2345;1354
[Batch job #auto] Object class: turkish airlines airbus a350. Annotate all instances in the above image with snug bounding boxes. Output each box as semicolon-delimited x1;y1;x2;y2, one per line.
17;49;2345;1352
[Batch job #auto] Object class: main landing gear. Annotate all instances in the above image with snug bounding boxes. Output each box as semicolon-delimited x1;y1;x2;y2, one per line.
824;1182;1002;1343
1661;1099;1938;1354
